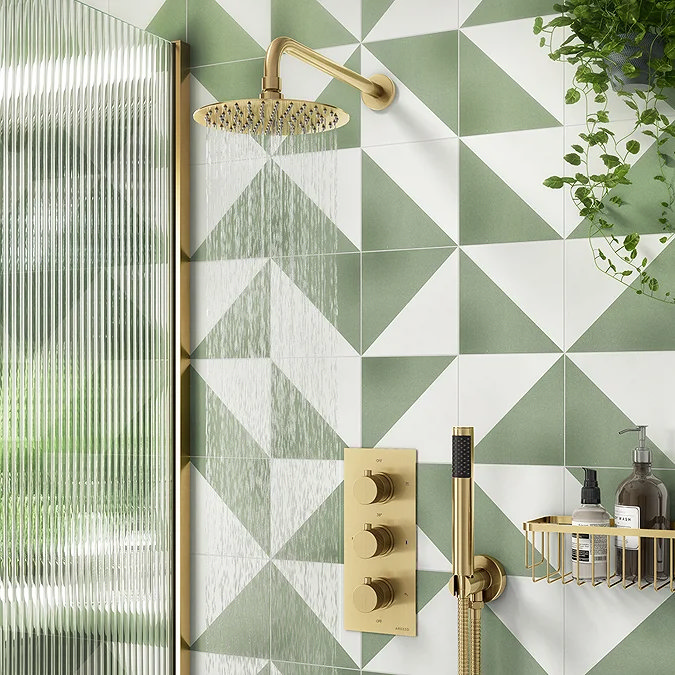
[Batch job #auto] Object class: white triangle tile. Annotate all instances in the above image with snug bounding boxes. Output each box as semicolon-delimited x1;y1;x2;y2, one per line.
190;74;215;167
193;359;272;454
564;468;584;514
377;360;458;463
564;580;670;674
192;259;268;350
273;560;361;667
417;526;452;572
459;0;482;26
365;0;458;41
271;666;282;675
274;356;361;447
190;653;269;675
458;353;561;444
191;554;268;644
273;147;361;249
462;127;565;236
270;261;358;359
475;464;565;532
365;138;459;243
270;459;341;553
464;241;564;349
489;576;563;675
365;586;456;674
565;236;630;348
366;252;458;357
568;351;675;463
78;0;108;12
107;0;164;29
191;466;268;558
317;0;360;40
214;0;271;49
278;44;359;103
462;18;564;122
361;47;455;146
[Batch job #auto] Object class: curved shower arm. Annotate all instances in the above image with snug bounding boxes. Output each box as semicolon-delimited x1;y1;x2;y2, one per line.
261;36;395;110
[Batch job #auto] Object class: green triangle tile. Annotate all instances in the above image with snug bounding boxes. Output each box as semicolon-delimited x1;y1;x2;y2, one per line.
257;665;270;675
274;485;343;562
459;142;561;244
274;253;360;352
569;243;675;352
191;367;267;459
192;163;270;261
270;564;357;668
272;0;356;49
569;137;675;240
192;264;270;358
459;34;560;136
481;606;547;674
366;32;458;133
363;153;456;251
273;663;356;675
271;365;347;459
362;248;453;352
589;594;675;674
565;358;674;469
460;251;561;353
146;0;186;41
477;357;564;464
362;632;395;668
362;356;455;447
417;570;452;610
417;464;453;560
463;0;556;27
314;47;361;150
191;457;271;552
191;564;271;658
188;0;265;67
190;59;264;103
475;485;534;577
362;0;394;38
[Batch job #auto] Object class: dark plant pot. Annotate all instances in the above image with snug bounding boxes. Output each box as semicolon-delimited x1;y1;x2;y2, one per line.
605;32;665;91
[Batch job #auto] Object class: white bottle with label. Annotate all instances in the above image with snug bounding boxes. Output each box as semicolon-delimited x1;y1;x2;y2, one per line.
571;468;611;581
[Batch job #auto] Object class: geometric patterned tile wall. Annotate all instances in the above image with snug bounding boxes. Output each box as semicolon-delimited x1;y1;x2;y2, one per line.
86;0;675;673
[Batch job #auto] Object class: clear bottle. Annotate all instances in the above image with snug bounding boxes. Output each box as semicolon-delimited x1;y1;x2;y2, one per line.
571;468;611;581
615;426;670;583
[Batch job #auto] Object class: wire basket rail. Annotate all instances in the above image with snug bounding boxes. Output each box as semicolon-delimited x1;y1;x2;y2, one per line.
523;516;675;591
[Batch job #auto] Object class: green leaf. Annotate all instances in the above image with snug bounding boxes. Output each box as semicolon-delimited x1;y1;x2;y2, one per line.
596;110;610;123
565;88;581;104
622;62;638;77
654;174;667;182
649;278;660;292
543;176;565;189
533;16;544;34
564;153;582;165
572;144;584;153
595;94;607;103
540;36;546;47
600;154;621;168
626;140;640;154
640;108;659;125
547;16;573;27
621;270;633;276
665;40;675;60
623;233;640;252
661;236;669;243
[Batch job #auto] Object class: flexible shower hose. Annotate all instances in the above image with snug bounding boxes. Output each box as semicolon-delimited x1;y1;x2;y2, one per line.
458;597;470;675
471;603;482;675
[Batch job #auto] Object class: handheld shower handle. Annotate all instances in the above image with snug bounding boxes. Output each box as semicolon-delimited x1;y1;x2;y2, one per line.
452;427;475;581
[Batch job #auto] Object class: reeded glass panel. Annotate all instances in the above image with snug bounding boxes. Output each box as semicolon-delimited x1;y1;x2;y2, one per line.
0;1;174;672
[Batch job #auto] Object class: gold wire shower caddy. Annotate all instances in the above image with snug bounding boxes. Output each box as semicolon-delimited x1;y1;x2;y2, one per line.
523;516;675;591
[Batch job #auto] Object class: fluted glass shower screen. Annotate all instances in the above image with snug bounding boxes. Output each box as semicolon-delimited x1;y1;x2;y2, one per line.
0;1;174;672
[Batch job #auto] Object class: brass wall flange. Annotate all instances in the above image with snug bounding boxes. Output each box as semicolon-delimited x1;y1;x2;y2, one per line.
473;555;506;603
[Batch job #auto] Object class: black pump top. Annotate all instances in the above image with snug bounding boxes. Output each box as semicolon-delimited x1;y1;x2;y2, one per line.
581;467;601;504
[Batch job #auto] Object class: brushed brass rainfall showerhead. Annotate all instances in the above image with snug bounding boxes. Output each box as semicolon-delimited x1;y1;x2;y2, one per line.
193;36;396;135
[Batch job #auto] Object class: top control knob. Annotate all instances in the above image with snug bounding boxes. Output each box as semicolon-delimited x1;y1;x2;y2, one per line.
353;470;394;505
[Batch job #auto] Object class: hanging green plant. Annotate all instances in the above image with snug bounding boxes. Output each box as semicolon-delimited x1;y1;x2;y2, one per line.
535;0;675;303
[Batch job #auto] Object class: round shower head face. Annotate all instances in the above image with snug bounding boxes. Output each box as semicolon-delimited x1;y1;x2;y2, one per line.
193;98;350;136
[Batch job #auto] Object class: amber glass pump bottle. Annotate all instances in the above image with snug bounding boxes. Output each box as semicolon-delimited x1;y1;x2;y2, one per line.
615;426;670;582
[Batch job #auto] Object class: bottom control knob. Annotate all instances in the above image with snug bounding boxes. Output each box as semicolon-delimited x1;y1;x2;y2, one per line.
353;577;395;613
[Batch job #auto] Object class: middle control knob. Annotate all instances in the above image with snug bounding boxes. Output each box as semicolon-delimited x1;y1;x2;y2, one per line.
353;523;394;559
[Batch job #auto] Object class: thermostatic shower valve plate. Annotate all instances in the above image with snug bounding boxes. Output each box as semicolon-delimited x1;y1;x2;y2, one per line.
344;447;417;636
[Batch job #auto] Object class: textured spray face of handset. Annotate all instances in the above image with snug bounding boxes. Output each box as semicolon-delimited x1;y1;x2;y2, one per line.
450;427;506;675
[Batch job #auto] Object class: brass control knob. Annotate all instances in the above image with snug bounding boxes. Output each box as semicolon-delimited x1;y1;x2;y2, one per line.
353;523;394;559
353;577;395;613
353;470;394;505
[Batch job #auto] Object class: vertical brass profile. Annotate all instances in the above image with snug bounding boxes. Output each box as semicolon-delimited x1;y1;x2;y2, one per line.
172;39;191;675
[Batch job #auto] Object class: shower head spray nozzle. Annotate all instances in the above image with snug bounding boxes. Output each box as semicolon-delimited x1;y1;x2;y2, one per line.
192;36;395;136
